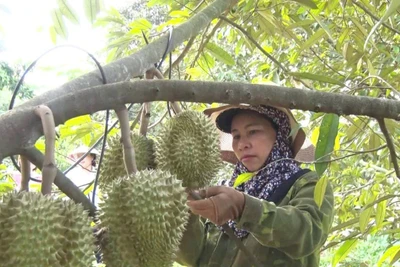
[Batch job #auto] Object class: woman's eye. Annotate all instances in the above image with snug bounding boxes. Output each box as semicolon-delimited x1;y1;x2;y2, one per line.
233;135;240;140
249;129;258;135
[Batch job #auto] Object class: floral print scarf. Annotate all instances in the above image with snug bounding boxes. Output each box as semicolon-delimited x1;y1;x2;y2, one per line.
220;105;301;238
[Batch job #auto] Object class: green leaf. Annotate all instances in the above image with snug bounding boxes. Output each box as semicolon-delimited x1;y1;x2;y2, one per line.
391;250;400;265
205;43;235;66
332;239;358;267
51;8;68;39
368;133;381;150
365;0;400;49
300;28;327;52
359;206;373;232
128;18;153;31
169;10;190;18
314;175;328;208
289;72;344;86
376;200;387;229
185;67;203;78
49;26;57;44
291;0;318;9
57;0;79;24
84;0;102;24
378;245;400;267
314;114;340;176
234;172;255;188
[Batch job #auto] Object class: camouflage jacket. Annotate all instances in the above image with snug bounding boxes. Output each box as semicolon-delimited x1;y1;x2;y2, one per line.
176;169;334;267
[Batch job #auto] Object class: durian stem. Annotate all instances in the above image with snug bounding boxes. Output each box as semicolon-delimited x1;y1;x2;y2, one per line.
22;147;97;216
116;106;137;174
19;155;30;192
147;67;183;115
34;105;57;195
171;101;182;114
139;102;151;136
189;191;263;267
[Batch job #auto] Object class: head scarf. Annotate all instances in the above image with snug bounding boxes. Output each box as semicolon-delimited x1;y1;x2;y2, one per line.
219;105;301;238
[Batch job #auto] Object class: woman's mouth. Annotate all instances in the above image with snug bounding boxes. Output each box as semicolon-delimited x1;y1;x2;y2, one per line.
241;155;256;162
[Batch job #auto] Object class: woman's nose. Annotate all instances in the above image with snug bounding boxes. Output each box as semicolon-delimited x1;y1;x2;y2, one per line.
238;137;250;150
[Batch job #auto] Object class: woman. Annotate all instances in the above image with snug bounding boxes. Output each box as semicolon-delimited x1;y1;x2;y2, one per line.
66;145;99;189
177;104;334;267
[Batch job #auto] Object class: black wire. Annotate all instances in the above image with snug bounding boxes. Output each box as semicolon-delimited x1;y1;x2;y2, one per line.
9;44;106;110
8;44;107;189
157;27;173;70
90;110;109;206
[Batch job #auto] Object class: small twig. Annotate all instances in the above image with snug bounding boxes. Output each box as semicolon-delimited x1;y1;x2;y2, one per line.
116;106;137;175
163;36;196;77
34;105;56;195
148;110;168;129
130;104;143;131
189;191;262;267
353;1;400;35
377;118;400;179
190;0;206;14
185;19;223;80
19;155;30;192
219;15;287;72
355;75;400;97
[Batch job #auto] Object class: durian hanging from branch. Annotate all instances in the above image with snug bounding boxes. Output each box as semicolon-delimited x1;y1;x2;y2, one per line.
115;106;137;175
99;170;189;267
34;105;57;195
0;105;96;267
155;110;222;189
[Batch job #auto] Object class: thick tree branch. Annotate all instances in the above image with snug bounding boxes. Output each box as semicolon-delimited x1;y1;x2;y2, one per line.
34;105;57;195
377;118;400;179
18;0;237;109
21;147;96;216
1;80;400;161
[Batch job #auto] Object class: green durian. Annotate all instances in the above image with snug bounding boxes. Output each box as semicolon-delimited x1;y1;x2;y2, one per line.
155;110;222;189
99;132;156;190
0;192;95;267
99;169;189;267
57;200;96;267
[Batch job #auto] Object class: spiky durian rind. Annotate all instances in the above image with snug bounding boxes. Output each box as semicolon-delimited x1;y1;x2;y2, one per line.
99;132;156;191
0;192;95;267
99;169;189;267
155;110;222;189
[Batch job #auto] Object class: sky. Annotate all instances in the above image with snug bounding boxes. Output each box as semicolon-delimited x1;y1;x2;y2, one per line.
0;0;130;92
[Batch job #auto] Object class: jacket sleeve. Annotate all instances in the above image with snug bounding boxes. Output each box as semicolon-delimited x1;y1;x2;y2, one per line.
175;213;207;266
235;172;334;259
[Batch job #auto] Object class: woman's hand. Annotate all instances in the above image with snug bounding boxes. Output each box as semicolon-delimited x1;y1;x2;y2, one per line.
187;186;245;225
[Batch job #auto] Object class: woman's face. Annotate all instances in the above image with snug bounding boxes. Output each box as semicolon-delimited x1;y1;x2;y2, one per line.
231;111;277;172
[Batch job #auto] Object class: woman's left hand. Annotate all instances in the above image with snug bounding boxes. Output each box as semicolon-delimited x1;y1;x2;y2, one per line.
187;186;245;225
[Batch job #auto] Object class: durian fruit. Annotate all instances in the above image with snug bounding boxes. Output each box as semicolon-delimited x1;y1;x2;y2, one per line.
99;132;156;190
57;200;96;267
99;169;189;267
156;110;222;189
0;192;95;267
